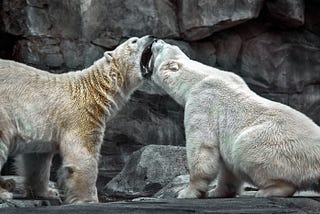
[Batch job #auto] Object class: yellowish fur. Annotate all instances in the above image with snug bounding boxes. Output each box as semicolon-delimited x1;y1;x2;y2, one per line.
0;36;153;203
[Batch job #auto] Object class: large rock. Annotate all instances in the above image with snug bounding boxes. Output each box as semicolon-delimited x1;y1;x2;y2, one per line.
5;198;320;213
288;85;320;126
178;0;264;41
240;30;320;94
0;0;27;35
209;32;242;70
238;28;320;125
25;0;82;38
82;0;179;48
305;0;320;36
1;0;179;49
266;0;305;28
190;41;217;67
1;0;82;38
13;38;104;73
104;145;188;198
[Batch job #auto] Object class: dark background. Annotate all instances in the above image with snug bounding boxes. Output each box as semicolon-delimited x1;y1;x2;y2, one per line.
1;0;320;189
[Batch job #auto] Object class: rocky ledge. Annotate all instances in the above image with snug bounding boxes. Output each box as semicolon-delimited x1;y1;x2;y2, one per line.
2;197;320;213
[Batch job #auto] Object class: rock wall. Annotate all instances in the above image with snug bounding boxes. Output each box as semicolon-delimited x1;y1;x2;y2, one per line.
1;0;320;185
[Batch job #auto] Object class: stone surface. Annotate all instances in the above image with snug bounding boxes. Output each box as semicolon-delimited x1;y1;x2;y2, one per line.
3;198;320;213
13;38;105;73
240;30;320;94
190;41;217;67
305;0;320;36
266;0;305;28
0;0;27;35
178;0;265;41
104;145;188;198
82;0;179;47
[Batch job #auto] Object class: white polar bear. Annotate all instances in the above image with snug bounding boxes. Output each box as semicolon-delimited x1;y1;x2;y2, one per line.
0;36;154;203
145;40;320;198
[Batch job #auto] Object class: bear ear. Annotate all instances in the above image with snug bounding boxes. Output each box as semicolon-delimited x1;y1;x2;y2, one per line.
104;51;113;63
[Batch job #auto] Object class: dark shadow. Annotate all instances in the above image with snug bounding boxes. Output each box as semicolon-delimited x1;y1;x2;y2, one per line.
0;32;20;60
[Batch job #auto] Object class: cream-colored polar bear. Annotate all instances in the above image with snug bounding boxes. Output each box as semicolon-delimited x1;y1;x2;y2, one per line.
0;36;154;203
147;40;320;198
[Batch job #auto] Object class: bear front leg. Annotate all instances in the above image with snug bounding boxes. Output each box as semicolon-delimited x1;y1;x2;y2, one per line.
59;136;99;204
178;100;221;199
178;125;220;198
16;153;59;199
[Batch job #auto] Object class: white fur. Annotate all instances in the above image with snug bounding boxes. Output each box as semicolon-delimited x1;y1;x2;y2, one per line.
150;40;320;198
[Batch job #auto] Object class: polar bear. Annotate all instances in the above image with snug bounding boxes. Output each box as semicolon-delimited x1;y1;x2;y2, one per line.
0;36;155;203
144;39;320;198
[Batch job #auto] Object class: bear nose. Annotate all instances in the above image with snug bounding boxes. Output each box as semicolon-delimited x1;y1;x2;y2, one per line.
147;35;158;42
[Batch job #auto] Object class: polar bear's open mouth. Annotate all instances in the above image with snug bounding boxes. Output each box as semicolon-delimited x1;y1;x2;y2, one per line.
140;40;156;78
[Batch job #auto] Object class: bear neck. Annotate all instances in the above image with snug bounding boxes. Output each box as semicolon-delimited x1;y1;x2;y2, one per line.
68;58;131;121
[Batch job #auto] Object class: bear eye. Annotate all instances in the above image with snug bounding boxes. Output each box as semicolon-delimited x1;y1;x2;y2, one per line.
131;39;138;44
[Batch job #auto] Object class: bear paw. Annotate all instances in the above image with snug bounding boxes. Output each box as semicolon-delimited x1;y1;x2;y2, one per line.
177;187;201;199
2;179;16;192
46;187;60;198
36;187;60;199
0;190;13;200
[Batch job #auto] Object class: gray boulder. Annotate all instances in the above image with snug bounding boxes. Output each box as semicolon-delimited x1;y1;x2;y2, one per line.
0;0;27;35
82;0;179;47
240;30;320;94
178;0;264;41
266;0;305;28
190;41;217;67
104;145;188;198
1;0;82;38
14;38;104;73
305;0;320;36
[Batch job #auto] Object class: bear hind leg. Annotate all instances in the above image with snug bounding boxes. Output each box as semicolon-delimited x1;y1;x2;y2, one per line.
208;163;241;198
0;137;14;199
17;153;59;199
